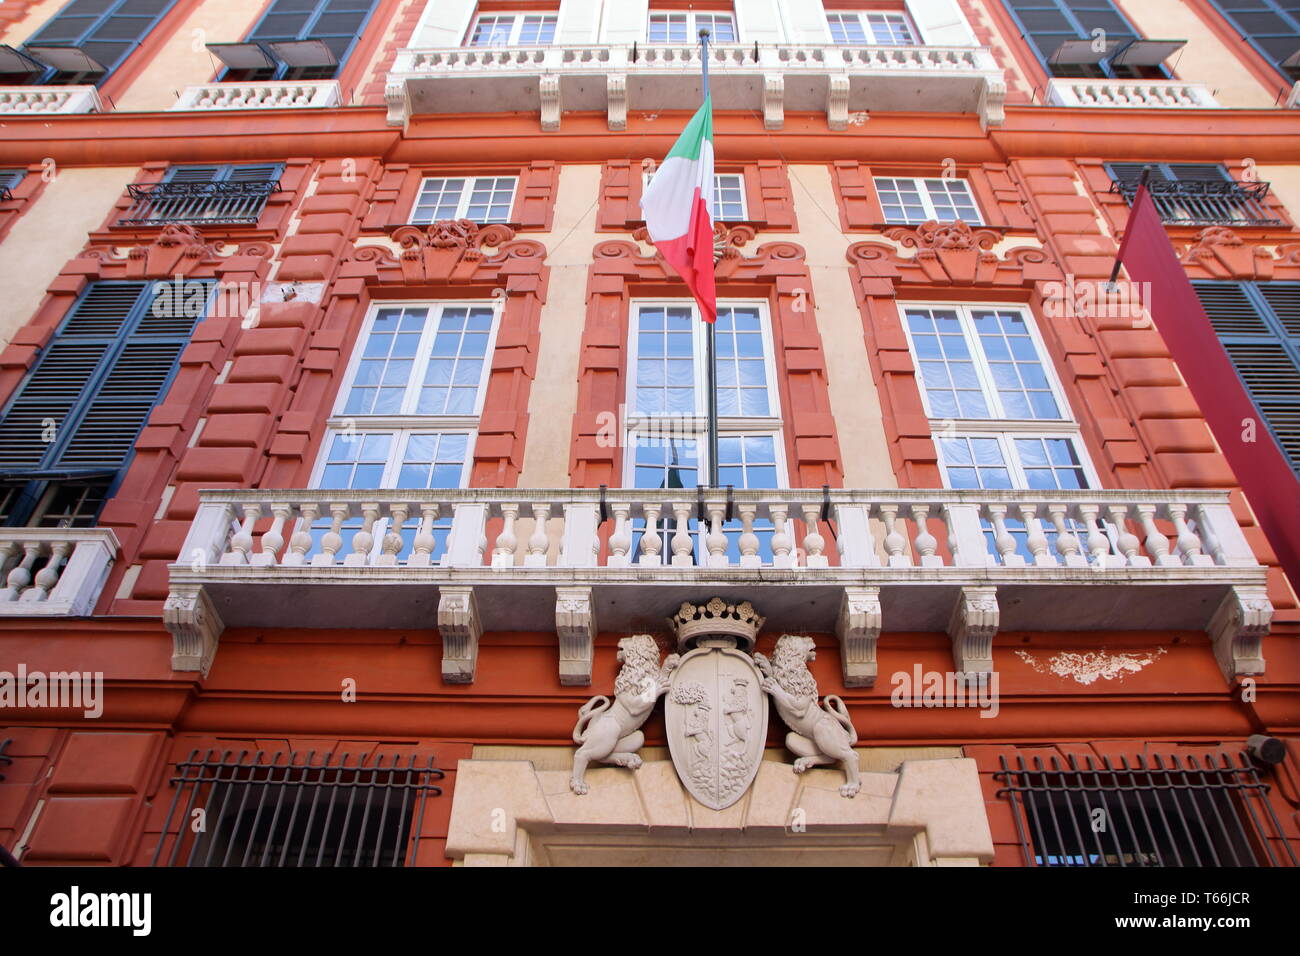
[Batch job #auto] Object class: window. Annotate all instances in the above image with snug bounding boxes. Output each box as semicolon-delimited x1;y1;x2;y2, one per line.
648;11;737;44
626;302;783;563
1208;0;1300;81
827;10;918;45
468;13;558;46
1106;164;1279;228
1002;0;1170;79
5;0;179;86
0;169;24;202
212;0;380;82
643;171;747;222
410;176;517;224
151;749;445;868
1192;281;1300;476
308;303;497;563
117;164;283;228
875;177;982;225
0;280;208;527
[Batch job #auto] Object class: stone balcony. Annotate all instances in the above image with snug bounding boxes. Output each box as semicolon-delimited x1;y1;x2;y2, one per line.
385;42;1007;131
1046;78;1220;109
170;80;342;111
0;528;119;616
166;488;1271;686
0;85;102;114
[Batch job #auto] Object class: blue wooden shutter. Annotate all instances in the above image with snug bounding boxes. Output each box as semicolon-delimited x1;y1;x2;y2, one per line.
240;0;380;79
23;0;180;84
1192;281;1300;474
1208;1;1300;80
1002;0;1145;77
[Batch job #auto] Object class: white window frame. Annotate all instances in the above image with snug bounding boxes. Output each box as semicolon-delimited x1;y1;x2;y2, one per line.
307;427;477;491
934;429;1102;491
466;12;558;47
410;176;518;225
642;170;748;221
900;302;1073;424
875;176;984;225
826;10;919;46
622;298;784;481
647;10;738;44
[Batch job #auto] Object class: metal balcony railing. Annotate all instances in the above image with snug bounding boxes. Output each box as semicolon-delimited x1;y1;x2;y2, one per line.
117;180;281;227
1111;178;1281;227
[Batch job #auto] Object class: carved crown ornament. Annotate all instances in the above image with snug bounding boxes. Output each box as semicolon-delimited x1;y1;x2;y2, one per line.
1180;226;1300;281
847;218;1059;289
77;224;273;280
345;219;546;286
667;597;765;650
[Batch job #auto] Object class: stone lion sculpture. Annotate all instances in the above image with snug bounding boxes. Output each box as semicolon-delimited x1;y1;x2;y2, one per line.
754;635;861;797
570;635;679;795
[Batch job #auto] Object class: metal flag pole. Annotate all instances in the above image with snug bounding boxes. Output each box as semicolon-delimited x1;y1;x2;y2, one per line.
701;27;719;489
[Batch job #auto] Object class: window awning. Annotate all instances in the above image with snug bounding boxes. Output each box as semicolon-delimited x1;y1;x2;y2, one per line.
1048;38;1121;66
206;42;277;70
0;45;45;73
268;39;337;68
23;45;108;74
1110;39;1187;67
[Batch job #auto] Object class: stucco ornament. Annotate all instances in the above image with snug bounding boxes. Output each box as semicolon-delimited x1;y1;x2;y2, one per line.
569;635;679;795
755;635;862;797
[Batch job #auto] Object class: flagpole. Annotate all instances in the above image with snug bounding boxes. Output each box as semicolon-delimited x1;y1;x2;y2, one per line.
700;27;719;489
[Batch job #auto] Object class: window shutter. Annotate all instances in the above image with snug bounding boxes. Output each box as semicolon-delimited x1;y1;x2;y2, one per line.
0;170;24;193
26;0;178;78
163;166;223;185
1193;280;1300;473
1004;0;1140;74
225;164;283;185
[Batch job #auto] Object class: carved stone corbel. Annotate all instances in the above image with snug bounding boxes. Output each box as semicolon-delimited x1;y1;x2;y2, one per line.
438;586;482;684
836;587;881;687
947;586;998;674
979;75;1006;129
606;73;628;131
826;75;850;131
384;79;410;129
762;73;784;130
540;74;561;132
555;586;596;686
1207;585;1271;682
165;585;224;677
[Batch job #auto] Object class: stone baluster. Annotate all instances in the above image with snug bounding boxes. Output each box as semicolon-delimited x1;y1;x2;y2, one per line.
800;504;828;568
910;503;941;567
986;504;1022;567
639;502;663;566
24;540;71;602
314;503;349;566
1193;502;1225;566
1078;503;1112;567
410;504;441;567
222;503;261;565
607;503;633;568
1;543;40;601
252;503;291;567
737;504;761;569
284;502;318;566
345;503;379;567
769;504;794;569
0;540;19;582
705;500;729;568
880;504;909;567
525;503;551;567
670;502;694;566
1106;504;1144;566
1048;504;1086;567
1136;504;1178;567
492;502;520;568
378;502;410;566
1168;503;1212;566
1017;503;1055;566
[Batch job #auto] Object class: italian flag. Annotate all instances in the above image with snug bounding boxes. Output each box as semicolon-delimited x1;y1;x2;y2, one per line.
640;96;716;323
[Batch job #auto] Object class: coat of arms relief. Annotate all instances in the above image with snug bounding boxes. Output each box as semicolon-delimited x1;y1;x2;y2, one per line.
570;598;861;808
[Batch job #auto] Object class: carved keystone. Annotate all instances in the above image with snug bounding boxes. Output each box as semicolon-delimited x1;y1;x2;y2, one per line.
165;585;224;677
556;586;596;686
947;586;998;674
836;587;881;687
1207;585;1271;682
438;586;482;684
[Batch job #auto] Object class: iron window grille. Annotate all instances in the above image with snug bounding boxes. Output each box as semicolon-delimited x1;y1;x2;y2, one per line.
1109;173;1280;227
151;749;445;868
995;752;1299;867
118;179;281;227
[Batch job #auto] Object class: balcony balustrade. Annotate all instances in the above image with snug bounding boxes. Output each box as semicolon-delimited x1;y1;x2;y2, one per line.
167;488;1271;686
385;42;1007;131
170;81;341;111
117;179;281;227
1110;178;1280;227
1046;79;1219;108
0;528;119;616
0;85;102;114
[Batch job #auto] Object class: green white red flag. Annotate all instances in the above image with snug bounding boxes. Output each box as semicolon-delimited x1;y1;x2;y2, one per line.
640;96;717;323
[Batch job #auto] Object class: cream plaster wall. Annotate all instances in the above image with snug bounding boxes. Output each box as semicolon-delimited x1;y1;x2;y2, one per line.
1;0;66;46
0;166;139;351
1257;165;1300;223
1114;0;1279;108
114;0;267;112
